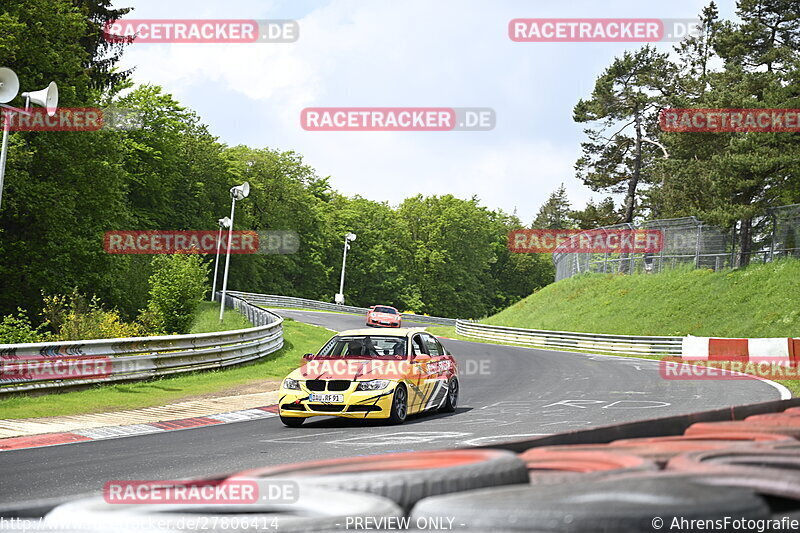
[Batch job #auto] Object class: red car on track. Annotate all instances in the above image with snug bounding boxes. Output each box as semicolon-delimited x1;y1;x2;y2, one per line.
366;305;402;328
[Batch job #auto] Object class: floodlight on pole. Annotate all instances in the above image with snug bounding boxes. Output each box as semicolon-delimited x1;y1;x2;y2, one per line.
219;182;250;321
0;67;59;209
211;216;231;302
335;232;356;305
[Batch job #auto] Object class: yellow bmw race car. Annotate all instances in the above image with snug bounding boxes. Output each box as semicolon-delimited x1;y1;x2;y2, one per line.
278;328;459;427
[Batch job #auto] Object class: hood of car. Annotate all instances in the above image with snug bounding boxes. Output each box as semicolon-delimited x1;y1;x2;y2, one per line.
370;312;399;320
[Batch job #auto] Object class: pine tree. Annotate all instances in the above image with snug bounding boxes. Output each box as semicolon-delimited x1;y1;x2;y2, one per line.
574;46;676;223
532;184;573;229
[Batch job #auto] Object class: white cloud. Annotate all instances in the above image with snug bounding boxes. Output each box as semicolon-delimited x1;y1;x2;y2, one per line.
115;0;720;221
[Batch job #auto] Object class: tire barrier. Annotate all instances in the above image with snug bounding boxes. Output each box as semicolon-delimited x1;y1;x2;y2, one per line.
0;294;283;395
44;485;402;533
667;449;800;500
228;449;530;511
605;433;794;466
685;420;800;439
745;412;800;422
8;398;800;531
410;476;770;532
669;449;800;476
518;447;657;483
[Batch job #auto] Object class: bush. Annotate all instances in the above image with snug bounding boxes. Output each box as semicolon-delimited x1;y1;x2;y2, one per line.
42;291;146;341
143;254;209;334
0;309;46;343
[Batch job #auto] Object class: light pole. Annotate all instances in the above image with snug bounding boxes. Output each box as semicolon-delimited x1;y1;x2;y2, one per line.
211;216;231;301
335;232;356;305
0;67;59;208
219;182;250;321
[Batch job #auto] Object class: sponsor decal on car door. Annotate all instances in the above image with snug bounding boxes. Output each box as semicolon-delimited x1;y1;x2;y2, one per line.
408;334;431;414
421;333;451;410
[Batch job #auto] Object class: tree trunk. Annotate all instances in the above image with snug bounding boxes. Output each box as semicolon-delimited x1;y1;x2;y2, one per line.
737;217;752;267
623;110;643;224
619;110;643;274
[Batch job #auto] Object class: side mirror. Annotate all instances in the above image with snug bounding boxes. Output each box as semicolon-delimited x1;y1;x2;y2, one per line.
302;353;315;361
369;306;376;309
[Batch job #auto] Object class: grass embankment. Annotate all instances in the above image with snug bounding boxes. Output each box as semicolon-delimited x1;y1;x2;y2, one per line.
483;260;800;337
430;260;800;395
0;315;332;419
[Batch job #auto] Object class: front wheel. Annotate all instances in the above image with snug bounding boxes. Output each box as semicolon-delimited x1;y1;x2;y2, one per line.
440;378;458;413
387;385;408;425
280;415;305;427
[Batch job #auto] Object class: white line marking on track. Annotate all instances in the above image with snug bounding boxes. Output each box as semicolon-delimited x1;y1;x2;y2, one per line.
462;434;549;446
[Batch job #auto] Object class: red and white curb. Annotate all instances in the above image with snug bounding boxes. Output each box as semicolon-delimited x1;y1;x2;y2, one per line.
682;336;799;363
0;405;279;452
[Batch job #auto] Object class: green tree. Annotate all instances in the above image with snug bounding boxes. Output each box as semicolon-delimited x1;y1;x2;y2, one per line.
0;0;135;317
144;254;209;334
650;0;800;265
532;184;573;229
570;198;621;229
574;46;676;223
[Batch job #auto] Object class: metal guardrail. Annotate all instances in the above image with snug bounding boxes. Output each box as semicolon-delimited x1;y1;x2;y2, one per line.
0;294;283;395
0;289;679;396
229;291;457;326
455;320;682;356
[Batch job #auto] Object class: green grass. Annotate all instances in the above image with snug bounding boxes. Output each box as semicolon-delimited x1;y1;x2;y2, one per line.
485;260;800;337
189;301;254;333
0;318;333;419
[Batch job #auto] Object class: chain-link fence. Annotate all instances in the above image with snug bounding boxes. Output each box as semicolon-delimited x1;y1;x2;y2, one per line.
554;203;800;281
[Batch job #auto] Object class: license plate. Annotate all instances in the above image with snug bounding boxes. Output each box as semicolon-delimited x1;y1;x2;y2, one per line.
309;393;344;403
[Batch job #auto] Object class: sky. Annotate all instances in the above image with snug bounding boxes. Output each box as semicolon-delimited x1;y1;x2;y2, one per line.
111;0;738;224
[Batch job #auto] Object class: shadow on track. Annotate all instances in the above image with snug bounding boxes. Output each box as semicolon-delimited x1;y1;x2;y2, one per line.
280;407;473;429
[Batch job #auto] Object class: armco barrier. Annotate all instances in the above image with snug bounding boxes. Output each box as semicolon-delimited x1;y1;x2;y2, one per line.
0;294;283;395
228;291;457;326
454;320;682;356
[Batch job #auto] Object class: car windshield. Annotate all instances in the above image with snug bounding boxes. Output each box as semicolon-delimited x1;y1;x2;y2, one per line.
318;335;406;357
373;306;397;314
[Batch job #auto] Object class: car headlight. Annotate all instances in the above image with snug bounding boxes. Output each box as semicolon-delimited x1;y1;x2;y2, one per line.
283;378;300;390
356;379;390;391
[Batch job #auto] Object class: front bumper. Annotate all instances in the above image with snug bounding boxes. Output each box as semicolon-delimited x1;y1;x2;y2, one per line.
279;382;396;419
366;318;401;327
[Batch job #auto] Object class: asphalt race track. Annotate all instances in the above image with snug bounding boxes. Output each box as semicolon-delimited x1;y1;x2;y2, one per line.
0;309;786;506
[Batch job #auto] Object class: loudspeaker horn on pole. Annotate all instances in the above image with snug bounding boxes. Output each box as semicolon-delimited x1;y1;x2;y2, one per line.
0;68;19;104
22;81;58;117
231;181;250;200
